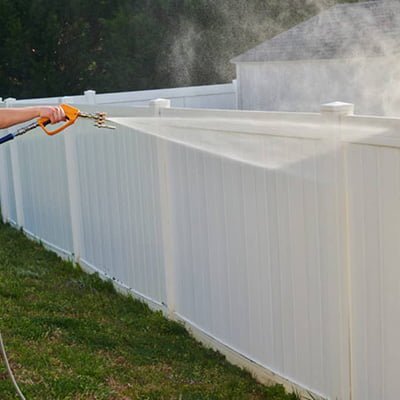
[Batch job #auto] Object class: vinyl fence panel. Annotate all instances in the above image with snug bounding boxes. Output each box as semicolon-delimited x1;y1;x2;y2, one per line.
164;130;349;399
73;120;167;307
13;132;73;255
3;101;400;399
11;83;236;110
0;144;17;224
346;133;400;400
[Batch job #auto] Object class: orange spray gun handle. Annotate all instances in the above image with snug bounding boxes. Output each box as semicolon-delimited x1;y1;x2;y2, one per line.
37;104;80;136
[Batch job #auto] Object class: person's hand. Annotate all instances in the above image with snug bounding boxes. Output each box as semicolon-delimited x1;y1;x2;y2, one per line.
38;106;66;124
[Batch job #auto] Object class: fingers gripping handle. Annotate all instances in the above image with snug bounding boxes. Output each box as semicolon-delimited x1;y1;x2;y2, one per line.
0;104;80;145
38;104;80;136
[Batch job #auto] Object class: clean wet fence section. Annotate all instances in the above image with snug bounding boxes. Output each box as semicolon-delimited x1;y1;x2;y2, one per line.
1;99;399;400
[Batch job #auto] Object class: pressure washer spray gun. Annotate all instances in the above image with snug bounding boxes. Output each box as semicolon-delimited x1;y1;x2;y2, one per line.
0;103;115;145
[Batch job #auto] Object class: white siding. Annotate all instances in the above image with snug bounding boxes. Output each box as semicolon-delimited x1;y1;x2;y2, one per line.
236;57;399;116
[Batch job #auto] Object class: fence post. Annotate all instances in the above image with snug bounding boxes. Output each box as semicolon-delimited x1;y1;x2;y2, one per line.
6;98;25;228
84;90;97;105
150;98;171;117
321;100;354;400
232;79;239;110
0;98;8;221
320;101;354;123
62;96;83;263
0;145;9;223
151;99;176;315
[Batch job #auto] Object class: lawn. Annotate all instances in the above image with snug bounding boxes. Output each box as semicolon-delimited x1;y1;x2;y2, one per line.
0;221;299;400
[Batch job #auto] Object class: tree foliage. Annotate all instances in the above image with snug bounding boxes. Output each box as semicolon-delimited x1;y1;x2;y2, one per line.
0;0;359;99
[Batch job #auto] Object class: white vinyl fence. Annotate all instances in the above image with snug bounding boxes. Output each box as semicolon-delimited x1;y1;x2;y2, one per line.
1;99;400;400
0;82;237;109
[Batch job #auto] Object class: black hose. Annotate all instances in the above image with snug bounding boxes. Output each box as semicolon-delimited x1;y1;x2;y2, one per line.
0;133;15;145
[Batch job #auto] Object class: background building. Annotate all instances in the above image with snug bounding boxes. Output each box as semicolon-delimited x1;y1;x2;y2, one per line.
232;0;400;115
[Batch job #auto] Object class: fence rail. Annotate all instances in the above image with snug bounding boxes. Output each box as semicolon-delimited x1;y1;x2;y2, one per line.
1;99;400;400
0;82;237;109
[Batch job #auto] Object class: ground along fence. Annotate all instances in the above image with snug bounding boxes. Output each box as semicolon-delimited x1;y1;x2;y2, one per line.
1;99;400;400
0;81;237;109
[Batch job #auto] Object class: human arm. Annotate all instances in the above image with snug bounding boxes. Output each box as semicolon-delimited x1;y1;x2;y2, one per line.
0;106;66;129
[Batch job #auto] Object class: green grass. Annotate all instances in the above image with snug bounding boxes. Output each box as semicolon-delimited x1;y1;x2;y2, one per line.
0;221;299;400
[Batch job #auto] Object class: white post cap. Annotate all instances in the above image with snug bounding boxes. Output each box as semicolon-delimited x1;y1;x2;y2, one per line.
150;98;171;116
4;98;16;107
320;101;354;116
84;90;96;105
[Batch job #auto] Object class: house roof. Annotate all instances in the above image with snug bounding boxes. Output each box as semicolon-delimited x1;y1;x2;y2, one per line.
232;0;400;63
